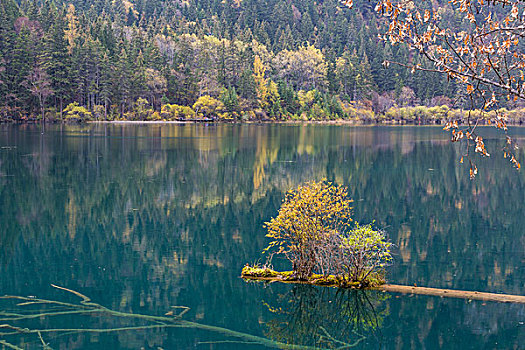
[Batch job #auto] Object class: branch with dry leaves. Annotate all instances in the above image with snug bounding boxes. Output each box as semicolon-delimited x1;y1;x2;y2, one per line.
343;0;523;177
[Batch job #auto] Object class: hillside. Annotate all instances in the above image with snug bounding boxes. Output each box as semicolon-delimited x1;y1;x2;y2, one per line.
0;0;469;121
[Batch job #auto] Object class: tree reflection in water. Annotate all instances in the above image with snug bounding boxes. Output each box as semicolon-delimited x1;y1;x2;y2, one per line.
1;124;523;349
264;285;389;348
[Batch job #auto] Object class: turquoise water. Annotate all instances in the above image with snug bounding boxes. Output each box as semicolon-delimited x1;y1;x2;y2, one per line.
0;124;523;349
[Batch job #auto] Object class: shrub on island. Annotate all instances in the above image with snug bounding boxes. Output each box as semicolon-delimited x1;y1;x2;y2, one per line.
243;180;392;288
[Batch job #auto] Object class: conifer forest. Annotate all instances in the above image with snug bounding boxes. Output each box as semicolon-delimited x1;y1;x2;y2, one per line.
2;0;517;122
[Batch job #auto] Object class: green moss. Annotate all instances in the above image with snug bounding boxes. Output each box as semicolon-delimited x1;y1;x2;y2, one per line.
279;271;294;277
310;275;339;285
241;265;278;278
241;265;386;289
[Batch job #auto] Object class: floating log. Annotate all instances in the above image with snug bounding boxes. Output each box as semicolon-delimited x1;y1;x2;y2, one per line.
381;284;525;304
241;269;525;304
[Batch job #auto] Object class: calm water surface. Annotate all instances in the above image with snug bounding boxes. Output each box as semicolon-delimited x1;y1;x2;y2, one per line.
0;124;523;349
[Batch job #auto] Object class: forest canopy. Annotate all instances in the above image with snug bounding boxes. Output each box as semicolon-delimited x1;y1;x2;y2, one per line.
0;0;523;125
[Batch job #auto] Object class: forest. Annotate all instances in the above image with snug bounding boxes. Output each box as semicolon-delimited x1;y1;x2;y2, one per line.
1;0;524;122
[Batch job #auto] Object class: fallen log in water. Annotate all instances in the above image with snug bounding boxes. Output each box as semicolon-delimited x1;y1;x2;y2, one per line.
241;268;525;304
381;284;525;304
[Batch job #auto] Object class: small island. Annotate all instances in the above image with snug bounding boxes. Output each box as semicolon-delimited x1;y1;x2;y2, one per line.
241;266;385;288
242;180;392;289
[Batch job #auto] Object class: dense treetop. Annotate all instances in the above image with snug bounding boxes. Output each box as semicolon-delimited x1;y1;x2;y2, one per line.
0;0;521;122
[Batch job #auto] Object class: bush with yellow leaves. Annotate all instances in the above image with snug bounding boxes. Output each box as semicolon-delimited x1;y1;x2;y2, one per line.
192;95;225;119
264;180;392;285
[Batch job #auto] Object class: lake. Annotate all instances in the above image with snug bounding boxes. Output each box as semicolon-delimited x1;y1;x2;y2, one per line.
0;123;523;349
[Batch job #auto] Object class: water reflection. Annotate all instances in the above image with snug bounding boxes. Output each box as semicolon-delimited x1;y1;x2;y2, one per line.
0;124;523;349
264;286;389;348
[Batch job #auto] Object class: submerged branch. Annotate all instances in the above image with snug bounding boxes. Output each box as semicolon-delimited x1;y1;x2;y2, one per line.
0;340;23;350
0;284;332;350
0;309;100;322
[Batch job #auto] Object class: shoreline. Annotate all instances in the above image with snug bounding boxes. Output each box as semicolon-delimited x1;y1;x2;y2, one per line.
2;114;525;126
88;119;366;125
2;105;525;125
86;120;525;126
89;120;188;124
3;119;524;127
4;105;525;127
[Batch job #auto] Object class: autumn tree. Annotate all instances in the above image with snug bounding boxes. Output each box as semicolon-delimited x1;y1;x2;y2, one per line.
273;45;328;91
263;180;392;285
253;54;268;110
344;0;524;175
64;4;79;54
264;180;354;279
193;95;225;119
24;63;53;121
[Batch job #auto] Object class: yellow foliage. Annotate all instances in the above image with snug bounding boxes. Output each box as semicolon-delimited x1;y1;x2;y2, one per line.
274;45;327;90
264;180;353;279
64;4;79;54
297;90;316;108
192;95;225;118
253;55;268;109
161;104;195;120
62;102;92;121
149;111;161;121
